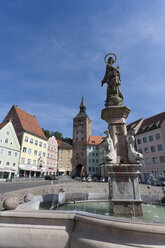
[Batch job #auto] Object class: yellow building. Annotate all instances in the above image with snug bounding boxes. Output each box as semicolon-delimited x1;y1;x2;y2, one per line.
3;105;48;177
57;139;72;176
19;132;47;177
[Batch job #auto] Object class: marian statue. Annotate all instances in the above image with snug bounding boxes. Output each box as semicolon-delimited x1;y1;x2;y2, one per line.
101;53;123;107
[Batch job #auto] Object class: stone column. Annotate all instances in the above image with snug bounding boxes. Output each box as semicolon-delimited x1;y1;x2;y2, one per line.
101;106;130;163
101;106;142;216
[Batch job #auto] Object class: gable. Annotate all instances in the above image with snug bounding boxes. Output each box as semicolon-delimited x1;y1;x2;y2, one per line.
0;122;20;151
4;105;47;140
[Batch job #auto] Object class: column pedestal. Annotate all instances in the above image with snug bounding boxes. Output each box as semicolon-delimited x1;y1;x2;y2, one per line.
101;106;131;163
107;163;142;216
101;106;143;216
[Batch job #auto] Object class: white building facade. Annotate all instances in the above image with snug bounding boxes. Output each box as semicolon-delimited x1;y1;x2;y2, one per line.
0;121;20;179
86;136;104;176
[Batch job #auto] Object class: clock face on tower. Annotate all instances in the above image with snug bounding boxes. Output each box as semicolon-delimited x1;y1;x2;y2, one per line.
74;124;85;141
74;120;84;126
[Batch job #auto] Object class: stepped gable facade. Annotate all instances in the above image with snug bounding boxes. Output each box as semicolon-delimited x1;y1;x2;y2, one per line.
46;136;58;175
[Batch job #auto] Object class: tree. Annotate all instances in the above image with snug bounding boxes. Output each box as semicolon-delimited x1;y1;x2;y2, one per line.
42;128;63;140
51;131;63;140
42;128;51;139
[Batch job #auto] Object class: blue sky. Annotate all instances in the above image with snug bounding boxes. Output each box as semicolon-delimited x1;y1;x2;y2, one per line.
0;0;165;138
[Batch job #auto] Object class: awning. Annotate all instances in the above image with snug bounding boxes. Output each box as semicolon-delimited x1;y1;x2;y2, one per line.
59;169;65;172
19;164;41;172
0;169;16;173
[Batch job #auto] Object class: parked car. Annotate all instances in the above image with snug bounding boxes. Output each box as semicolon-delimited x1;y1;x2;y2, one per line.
44;175;57;180
73;177;81;181
19;175;25;178
91;174;103;182
86;175;92;182
155;178;165;186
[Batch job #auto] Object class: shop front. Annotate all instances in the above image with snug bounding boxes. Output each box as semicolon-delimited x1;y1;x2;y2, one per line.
19;164;42;178
0;168;16;180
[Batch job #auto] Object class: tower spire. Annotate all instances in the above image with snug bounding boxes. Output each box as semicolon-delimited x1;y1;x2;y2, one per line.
79;96;86;113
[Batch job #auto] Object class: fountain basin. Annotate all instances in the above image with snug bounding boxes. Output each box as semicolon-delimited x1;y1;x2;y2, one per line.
0;209;165;248
0;192;165;248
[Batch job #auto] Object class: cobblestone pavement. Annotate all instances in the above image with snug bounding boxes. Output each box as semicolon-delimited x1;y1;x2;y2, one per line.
0;180;164;210
0;180;52;194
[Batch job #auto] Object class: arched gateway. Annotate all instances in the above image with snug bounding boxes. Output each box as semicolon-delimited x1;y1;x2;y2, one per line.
75;164;83;177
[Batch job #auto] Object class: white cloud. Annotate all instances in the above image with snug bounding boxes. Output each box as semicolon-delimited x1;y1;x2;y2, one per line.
89;2;165;51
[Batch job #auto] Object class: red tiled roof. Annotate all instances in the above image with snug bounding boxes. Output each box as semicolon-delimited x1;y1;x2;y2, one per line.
140;112;165;127
59;141;72;149
87;135;104;145
137;112;165;134
14;105;47;140
128;112;165;134
56;139;62;146
0;122;7;130
127;118;144;130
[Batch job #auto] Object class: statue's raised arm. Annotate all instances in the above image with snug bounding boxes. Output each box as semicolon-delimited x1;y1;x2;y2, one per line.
101;53;123;107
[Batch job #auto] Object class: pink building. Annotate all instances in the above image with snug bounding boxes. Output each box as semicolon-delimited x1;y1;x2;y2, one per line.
46;136;58;175
128;112;165;183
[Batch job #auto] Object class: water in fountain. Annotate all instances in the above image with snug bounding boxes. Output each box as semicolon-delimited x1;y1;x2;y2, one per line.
50;194;58;210
140;162;165;221
44;200;165;222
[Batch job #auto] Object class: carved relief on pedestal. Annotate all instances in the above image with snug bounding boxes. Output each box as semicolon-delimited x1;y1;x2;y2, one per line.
115;125;124;135
126;133;143;164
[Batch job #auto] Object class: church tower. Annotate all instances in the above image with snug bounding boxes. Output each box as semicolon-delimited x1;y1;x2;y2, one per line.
72;97;91;176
